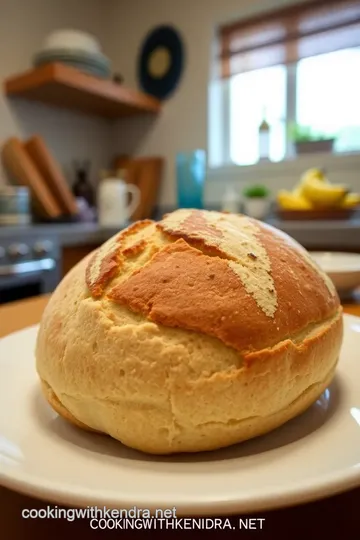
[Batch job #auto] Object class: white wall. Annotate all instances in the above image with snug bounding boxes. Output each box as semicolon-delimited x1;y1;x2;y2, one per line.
106;0;322;207
0;0;113;188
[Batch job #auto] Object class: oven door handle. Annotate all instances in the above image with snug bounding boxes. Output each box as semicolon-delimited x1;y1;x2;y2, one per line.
0;258;56;276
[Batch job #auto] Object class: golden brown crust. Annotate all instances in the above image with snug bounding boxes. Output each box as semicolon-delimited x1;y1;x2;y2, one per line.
85;235;122;298
122;239;147;257
103;209;340;352
157;210;224;256
85;219;154;298
108;236;339;353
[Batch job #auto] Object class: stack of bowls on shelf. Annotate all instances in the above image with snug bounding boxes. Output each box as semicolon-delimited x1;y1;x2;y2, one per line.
32;29;111;79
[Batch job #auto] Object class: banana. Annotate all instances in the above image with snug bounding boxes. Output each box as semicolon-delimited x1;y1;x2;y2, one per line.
301;177;348;208
341;193;360;208
277;168;353;212
292;184;304;197
292;168;327;198
277;190;313;210
300;167;328;186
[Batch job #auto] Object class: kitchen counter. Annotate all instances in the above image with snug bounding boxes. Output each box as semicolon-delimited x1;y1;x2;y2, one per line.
0;222;124;247
267;213;360;250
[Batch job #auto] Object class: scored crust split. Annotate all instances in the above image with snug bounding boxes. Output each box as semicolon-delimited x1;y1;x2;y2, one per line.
35;209;343;454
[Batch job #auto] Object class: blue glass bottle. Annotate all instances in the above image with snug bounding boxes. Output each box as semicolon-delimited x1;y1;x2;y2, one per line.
176;150;206;209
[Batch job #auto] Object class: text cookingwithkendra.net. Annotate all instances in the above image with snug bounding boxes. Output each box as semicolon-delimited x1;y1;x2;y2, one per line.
22;506;265;530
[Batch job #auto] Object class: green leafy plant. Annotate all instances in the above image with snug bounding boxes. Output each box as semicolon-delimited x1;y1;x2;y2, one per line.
288;123;335;143
242;184;270;198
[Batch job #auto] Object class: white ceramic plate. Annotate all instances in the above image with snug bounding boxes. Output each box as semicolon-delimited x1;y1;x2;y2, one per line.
310;251;360;293
0;318;360;516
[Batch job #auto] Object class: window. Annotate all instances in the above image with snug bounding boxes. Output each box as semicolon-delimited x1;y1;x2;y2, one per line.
229;65;287;165
217;0;360;167
296;47;360;153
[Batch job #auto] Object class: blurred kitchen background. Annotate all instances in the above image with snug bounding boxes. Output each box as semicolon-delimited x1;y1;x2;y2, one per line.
1;0;360;305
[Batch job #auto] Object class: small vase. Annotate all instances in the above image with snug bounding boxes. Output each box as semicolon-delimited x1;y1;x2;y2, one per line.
243;198;270;220
176;150;206;209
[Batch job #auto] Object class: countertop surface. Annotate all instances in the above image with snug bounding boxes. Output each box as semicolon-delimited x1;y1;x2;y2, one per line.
267;212;360;249
0;294;360;537
1;212;360;250
0;222;124;247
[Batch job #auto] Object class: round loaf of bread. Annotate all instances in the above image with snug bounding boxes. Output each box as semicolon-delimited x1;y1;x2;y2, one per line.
35;209;343;454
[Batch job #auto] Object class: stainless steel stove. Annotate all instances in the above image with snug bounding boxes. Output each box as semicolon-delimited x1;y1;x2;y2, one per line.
0;228;61;304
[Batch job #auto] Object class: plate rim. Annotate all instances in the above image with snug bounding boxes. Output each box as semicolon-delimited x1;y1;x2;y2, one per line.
1;462;360;516
1;315;360;515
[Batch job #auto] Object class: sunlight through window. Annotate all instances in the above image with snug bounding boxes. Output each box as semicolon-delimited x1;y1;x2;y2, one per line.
229;65;286;165
296;48;360;153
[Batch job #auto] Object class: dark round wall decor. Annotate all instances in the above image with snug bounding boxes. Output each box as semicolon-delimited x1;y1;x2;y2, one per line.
137;25;185;100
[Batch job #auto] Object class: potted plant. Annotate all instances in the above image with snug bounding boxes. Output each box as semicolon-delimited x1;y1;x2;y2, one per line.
289;123;336;155
242;184;271;220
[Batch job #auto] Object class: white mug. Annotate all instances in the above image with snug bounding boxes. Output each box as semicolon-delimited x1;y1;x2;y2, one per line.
98;178;140;227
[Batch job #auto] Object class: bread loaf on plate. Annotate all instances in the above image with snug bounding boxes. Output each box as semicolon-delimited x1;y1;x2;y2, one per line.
35;209;343;454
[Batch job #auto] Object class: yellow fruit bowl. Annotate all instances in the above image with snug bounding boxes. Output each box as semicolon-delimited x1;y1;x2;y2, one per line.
276;168;360;219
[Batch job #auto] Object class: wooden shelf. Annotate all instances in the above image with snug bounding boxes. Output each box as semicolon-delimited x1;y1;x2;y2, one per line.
4;63;161;118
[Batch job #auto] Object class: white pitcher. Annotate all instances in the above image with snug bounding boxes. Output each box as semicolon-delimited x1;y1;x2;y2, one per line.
98;176;140;227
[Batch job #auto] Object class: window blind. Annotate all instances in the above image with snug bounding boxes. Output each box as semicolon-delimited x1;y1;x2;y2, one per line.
219;0;360;78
